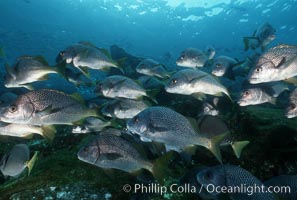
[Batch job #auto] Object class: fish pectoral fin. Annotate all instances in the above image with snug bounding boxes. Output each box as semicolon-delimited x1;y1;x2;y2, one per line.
20;84;34;90
186;117;200;133
36;105;56;117
26;151;39;176
99;153;122;161
275;57;286;68
189;74;207;84
283;77;297;85
37;74;49;81
192;92;207;101
231;141;250;159
78;66;90;78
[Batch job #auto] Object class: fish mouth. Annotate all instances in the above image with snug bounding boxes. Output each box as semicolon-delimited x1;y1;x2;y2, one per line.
248;77;260;84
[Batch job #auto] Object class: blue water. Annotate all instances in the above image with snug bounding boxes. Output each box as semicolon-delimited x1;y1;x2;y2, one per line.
1;0;296;65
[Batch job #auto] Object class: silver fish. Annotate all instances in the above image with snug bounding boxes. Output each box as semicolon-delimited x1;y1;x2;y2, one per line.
211;56;237;77
77;132;153;173
0;89;98;125
57;42;121;76
5;56;64;90
165;69;230;99
176;48;209;68
0;144;38;177
101;98;150;119
95;75;148;99
248;44;297;84
136;58;170;79
244;22;276;51
0;121;56;141
71;117;113;134
127;106;226;162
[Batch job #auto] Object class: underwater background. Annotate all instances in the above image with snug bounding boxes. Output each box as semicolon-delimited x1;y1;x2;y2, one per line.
0;0;297;199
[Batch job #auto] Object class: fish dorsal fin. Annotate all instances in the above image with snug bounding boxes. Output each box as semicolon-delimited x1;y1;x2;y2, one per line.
98;48;112;59
79;41;96;47
70;93;85;104
4;63;16;79
34;55;49;66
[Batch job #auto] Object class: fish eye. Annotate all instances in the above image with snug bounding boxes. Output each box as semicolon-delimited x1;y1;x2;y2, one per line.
180;55;184;60
290;103;296;110
255;67;262;73
244;91;250;96
60;51;65;56
83;147;89;152
205;171;213;180
172;79;177;84
134;116;139;123
216;63;221;67
8;105;17;113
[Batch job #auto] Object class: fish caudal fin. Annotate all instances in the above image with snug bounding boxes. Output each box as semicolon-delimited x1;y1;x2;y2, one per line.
243;37;250;51
26;151;39;176
207;132;229;163
41;125;57;143
231;141;250;159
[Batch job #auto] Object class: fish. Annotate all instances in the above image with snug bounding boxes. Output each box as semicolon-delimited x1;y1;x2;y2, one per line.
197;164;277;200
204;45;216;60
176;48;210;68
0;121;56;141
211;56;238;77
200;97;220;117
136;58;170;79
0;144;38;177
165;69;230;99
238;83;288;106
244;22;276;51
264;175;297;200
4;56;65;90
285;88;297;118
137;75;164;90
57;42;122;77
71;117;115;134
101;98;150;119
77;132;153;173
0;89;98;125
126;106;227;163
248;44;297;84
197;115;249;158
95;75;149;100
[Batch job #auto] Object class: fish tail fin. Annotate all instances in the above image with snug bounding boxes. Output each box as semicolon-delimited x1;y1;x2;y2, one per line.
78;66;90;78
26;151;39;176
206;132;229;163
41;125;56;143
22;84;34;90
231;141;250;159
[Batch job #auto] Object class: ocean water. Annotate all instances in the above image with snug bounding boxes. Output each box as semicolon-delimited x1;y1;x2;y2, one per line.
0;0;297;199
